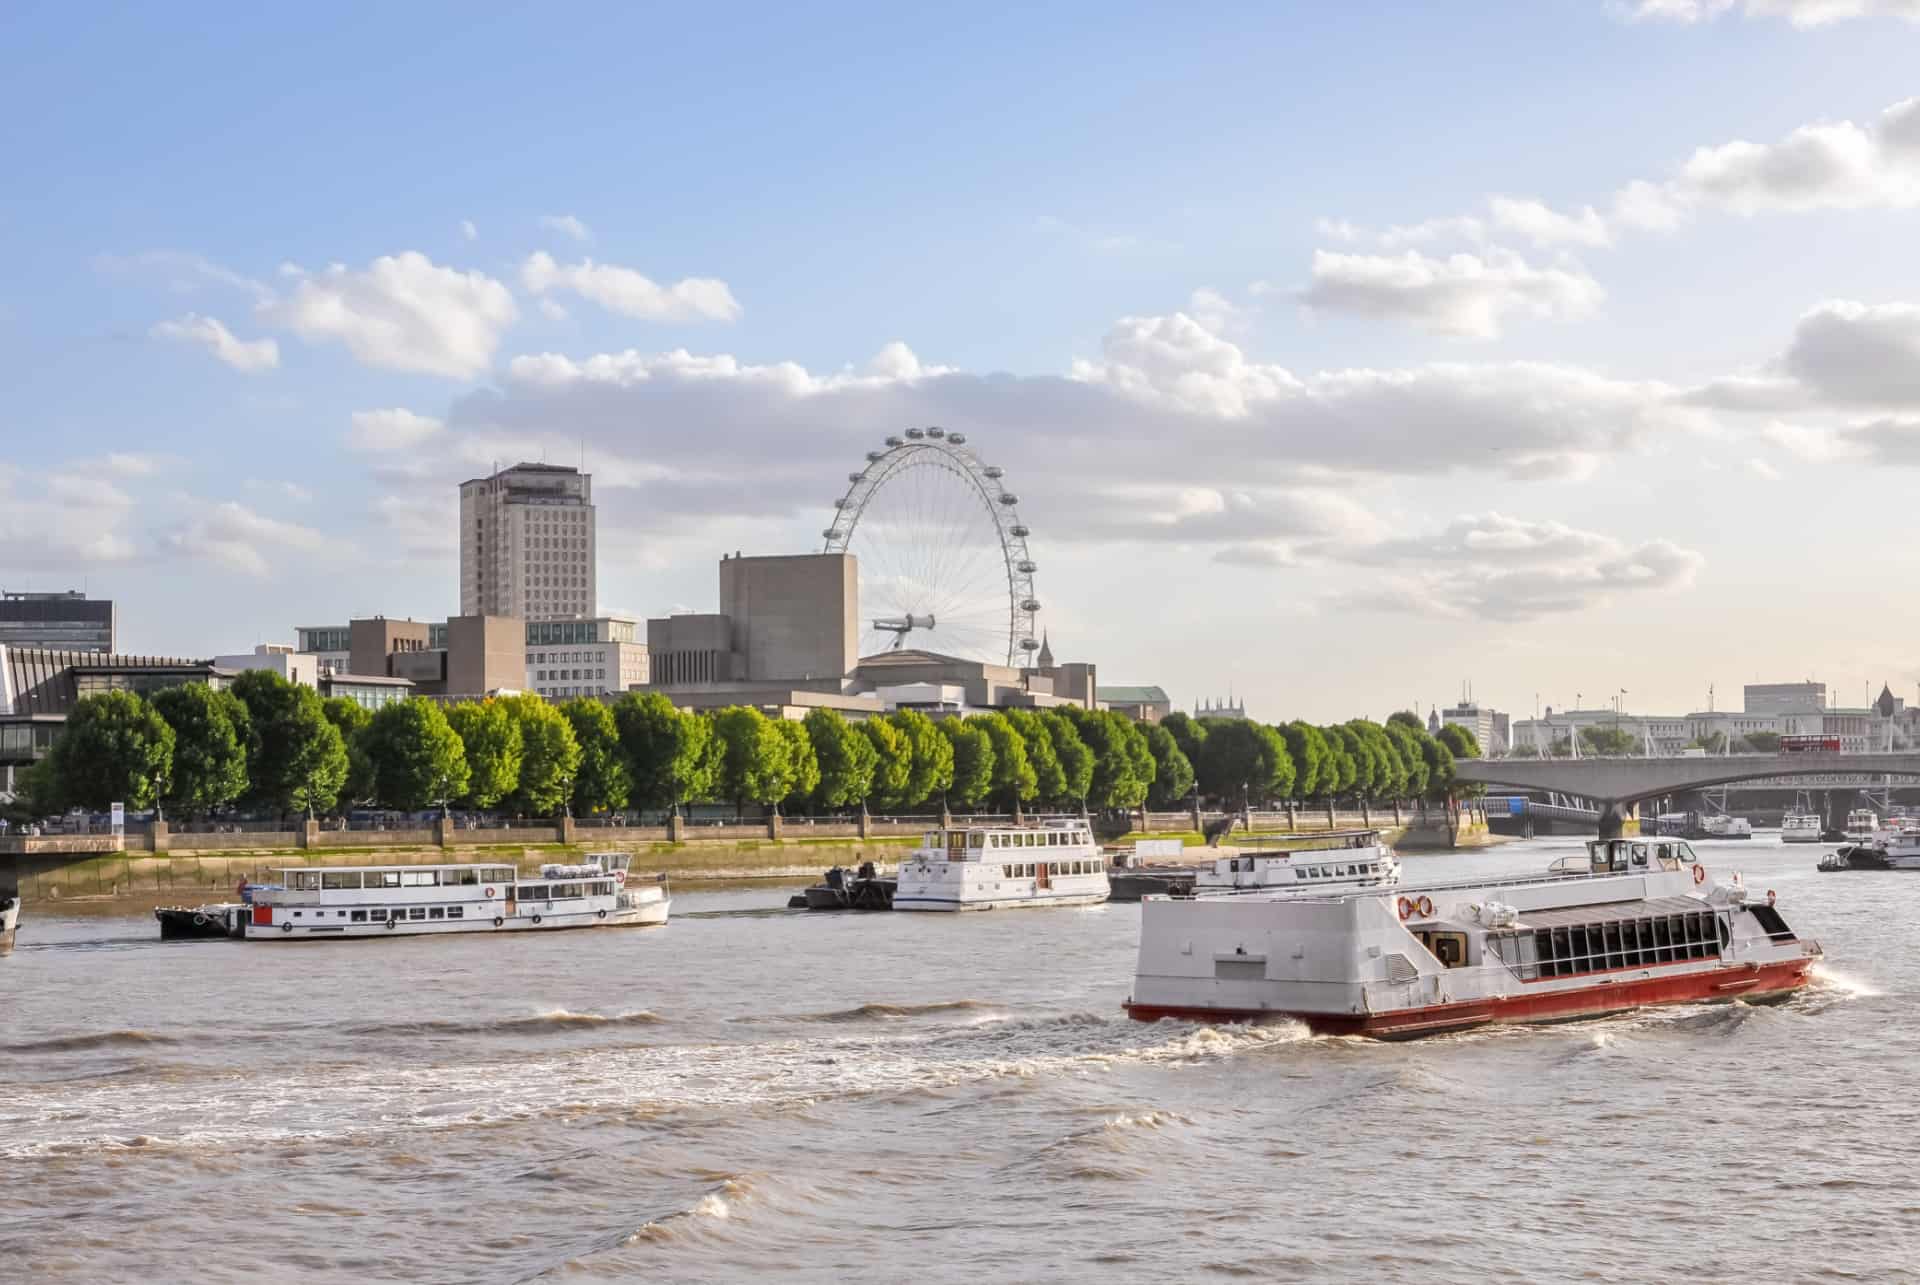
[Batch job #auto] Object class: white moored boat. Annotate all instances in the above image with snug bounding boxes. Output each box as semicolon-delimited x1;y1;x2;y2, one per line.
244;853;669;940
1194;830;1400;895
1125;836;1821;1039
894;819;1108;911
1844;809;1880;843
1780;812;1824;843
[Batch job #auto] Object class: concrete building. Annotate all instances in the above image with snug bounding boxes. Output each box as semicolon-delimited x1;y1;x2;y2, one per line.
293;625;352;676
1439;701;1507;755
1744;682;1826;716
319;672;415;710
1100;685;1171;722
314;615;526;699
213;644;320;689
1510;701;1911;757
459;462;596;622
0;646;234;788
0;590;115;652
525;616;649;701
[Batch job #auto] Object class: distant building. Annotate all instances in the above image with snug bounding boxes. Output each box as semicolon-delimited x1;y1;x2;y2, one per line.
459;462;596;622
318;672;415;710
213;644;319;689
315;615;528;699
294;625;352;676
525;616;650;701
1100;685;1171;722
1510;696;1910;757
0;646;233;788
0;590;115;652
1439;701;1506;755
1745;682;1826;716
302;615;645;701
1195;696;1247;721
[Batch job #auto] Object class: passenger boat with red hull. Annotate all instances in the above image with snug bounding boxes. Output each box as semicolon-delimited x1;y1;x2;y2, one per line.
1124;837;1821;1039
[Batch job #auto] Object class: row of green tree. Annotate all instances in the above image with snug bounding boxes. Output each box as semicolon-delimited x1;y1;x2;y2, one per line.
16;671;1481;820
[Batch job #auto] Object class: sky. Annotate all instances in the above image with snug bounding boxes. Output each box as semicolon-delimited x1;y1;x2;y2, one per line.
5;0;1920;724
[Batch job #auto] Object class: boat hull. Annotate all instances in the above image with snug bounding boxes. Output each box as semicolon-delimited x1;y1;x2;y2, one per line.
894;890;1109;912
1125;956;1816;1039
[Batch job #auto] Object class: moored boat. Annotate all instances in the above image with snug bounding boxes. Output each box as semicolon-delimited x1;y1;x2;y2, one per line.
1843;809;1880;843
1193;829;1400;895
156;903;247;940
1781;812;1824;843
243;852;668;940
1;882;18;954
894;819;1107;911
1124;836;1821;1039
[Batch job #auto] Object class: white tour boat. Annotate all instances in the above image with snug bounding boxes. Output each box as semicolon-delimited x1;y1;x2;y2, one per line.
894;819;1109;911
1125;836;1821;1039
1194;830;1400;895
1780;811;1824;843
1;881;18;954
243;853;669;940
1844;809;1880;843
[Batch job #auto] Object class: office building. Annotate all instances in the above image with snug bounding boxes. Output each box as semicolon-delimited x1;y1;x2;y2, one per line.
1439;701;1507;755
213;644;319;689
293;625;352;676
525;616;649;701
0;590;115;652
459;462;596;622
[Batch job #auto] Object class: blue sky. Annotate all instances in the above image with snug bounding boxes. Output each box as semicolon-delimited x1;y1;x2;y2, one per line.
6;1;1920;721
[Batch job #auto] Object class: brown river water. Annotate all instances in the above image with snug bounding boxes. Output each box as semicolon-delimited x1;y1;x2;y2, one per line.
2;834;1913;1283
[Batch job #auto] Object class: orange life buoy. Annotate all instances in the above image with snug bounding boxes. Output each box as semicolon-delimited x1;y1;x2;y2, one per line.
1416;895;1435;918
1692;864;1706;886
1397;896;1414;921
484;886;496;898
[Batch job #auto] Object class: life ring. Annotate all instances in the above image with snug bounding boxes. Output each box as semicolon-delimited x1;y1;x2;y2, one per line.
282;923;293;934
1767;888;1777;906
614;870;627;886
192;913;207;927
531;914;542;925
1397;896;1414;921
1693;864;1707;886
493;916;504;927
597;909;607;920
484;886;496;899
1416;895;1435;918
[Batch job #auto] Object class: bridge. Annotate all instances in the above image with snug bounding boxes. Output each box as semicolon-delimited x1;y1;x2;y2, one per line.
1454;752;1920;837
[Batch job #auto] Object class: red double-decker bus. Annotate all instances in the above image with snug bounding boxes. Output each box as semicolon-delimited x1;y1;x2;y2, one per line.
1779;735;1841;753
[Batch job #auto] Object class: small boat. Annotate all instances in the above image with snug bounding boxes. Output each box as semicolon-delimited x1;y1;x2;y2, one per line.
1818;846;1892;872
799;861;895;911
1192;830;1401;895
1125;835;1821;1039
242;852;669;940
1656;811;1752;840
0;882;18;954
894;819;1108;911
1781;812;1824;844
156;903;247;940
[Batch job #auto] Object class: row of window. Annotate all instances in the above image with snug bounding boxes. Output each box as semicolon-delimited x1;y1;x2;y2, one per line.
998;861;1097;877
292;906;468;922
1502;911;1729;980
286;867;517;891
536;668;606;682
1292;862;1383;880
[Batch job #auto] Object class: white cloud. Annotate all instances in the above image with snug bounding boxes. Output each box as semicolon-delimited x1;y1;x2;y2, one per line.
461;219;478;241
161;500;323;577
1069;312;1304;414
538;298;568;321
1837;418;1920;464
1377;215;1486;248
1759;420;1857;460
1300;247;1605;338
0;464;139;569
348;407;445;452
94;250;272;302
245;478;314;503
538;214;593;243
93;452;171;477
1489;196;1612;248
1186;287;1249;334
1314;217;1362;242
263;252;517;379
1779;299;1920;406
371;492;459;556
1626;0;1920;25
1677;373;1811;412
1746;457;1783;480
520;251;742;323
1674;105;1920;215
151;313;280;372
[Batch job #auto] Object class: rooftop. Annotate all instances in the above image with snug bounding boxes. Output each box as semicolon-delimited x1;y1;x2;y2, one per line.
1099;685;1170;704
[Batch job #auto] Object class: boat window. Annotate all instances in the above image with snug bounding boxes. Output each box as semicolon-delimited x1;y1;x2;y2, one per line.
428;907;445;920
924;831;940;848
970;832;987;849
402;870;438;887
350;910;367;922
522;884;548;900
291;871;323;891
492;868;516;884
447;906;464;919
370;871;402;888
408;907;426;920
1296;870;1307;880
321;872;360;890
450;869;479;885
1631;844;1649;867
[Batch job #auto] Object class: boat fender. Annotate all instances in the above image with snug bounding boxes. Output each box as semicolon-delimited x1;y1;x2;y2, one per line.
282;923;293;934
1416;895;1435;918
192;913;207;927
1767;889;1777;906
1693;864;1707;886
531;914;542;925
484;886;496;899
1397;896;1414;921
597;909;607;920
493;916;504;927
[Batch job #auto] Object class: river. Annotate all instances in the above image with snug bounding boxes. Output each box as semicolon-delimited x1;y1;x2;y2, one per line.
1;834;1911;1282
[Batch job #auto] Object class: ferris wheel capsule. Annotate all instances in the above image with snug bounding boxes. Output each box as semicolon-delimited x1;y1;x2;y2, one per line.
983;465;1004;479
947;433;966;444
926;427;946;438
905;427;925;439
884;435;903;447
866;450;885;462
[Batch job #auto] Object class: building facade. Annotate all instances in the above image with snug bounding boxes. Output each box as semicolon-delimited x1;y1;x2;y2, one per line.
1439;702;1507;755
0;590;115;652
459;462;597;622
213;644;319;689
1744;682;1827;716
1100;685;1172;722
525;616;649;701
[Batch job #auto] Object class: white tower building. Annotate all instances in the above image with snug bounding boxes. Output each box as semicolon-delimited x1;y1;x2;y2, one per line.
459;463;597;622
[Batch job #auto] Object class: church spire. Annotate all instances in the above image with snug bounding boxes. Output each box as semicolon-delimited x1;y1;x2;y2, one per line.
1036;631;1054;668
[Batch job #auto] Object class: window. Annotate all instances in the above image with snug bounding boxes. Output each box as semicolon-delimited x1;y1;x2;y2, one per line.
350;910;367;922
371;871;402;888
409;907;427;920
447;906;464;919
401;870;438;886
292;871;323;891
429;907;445;919
322;872;360;890
522;884;548;900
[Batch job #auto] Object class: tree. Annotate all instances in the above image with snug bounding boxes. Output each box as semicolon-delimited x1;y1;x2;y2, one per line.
1419;733;1456;802
1277;722;1330;800
42;690;174;812
1387;710;1425;732
1003;708;1066;803
612;692;712;813
1742;731;1781;753
1581;725;1637;757
561;697;631;815
1347;720;1403;800
806;708;877;810
1039;710;1094;808
1160;710;1206;765
860;715;913;810
1142;722;1196;809
888;708;954;808
499;694;581;814
1059;707;1154;810
362;698;469;811
966;712;1037;810
229;670;348;815
445;700;524;809
708;705;791;813
1318;725;1358;798
1329;724;1371;799
1434;724;1481;761
1195;718;1292;805
1687;731;1728;754
150;684;248;817
939;718;996;808
322;697;375;806
773;716;820;812
1506;742;1543;760
1383;722;1430;799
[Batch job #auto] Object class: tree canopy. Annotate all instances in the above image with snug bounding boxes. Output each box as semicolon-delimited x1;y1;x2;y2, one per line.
888;709;953;809
612;692;711;811
708;705;792;811
1195;718;1292;804
939;718;996;808
561;697;630;815
1434;724;1481;761
499;694;582;814
806;707;877;809
230;669;348;815
859;715;913;810
149;684;248;817
1142;722;1195;809
445;700;524;808
42;690;175;812
967;712;1037;809
1002;708;1067;804
361;698;469;811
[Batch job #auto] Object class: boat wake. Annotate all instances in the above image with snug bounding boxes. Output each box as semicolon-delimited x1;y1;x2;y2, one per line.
1810;964;1884;998
5;1029;179;1054
343;1009;668;1039
781;999;999;1024
624;1176;755;1244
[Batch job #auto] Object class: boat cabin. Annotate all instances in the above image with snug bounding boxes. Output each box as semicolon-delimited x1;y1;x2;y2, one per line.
1198;830;1398;892
1557;838;1698;875
916;820;1098;865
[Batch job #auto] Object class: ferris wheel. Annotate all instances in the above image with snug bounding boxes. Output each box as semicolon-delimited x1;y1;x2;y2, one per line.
822;428;1041;667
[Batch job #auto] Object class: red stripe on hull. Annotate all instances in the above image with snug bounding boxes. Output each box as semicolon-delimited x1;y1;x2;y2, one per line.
1124;958;1815;1040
